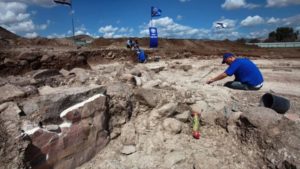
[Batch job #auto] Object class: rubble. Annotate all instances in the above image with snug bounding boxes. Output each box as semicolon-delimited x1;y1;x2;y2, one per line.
1;30;300;168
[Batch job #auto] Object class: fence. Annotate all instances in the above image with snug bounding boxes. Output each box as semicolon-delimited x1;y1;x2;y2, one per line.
246;42;300;48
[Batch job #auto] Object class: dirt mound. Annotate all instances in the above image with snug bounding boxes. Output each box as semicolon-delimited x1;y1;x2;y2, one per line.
0;26;19;39
89;38;300;58
72;34;94;42
14;37;74;47
0;27;75;47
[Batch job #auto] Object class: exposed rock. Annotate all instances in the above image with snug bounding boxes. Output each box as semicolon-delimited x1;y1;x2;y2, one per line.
0;84;25;103
180;64;192;71
284;113;300;122
4;58;17;64
121;145;136;155
264;120;300;168
21;85;38;96
19;60;28;66
241;107;282;130
24;93;109;169
32;69;61;79
149;65;165;73
130;68;142;77
7;76;36;86
120;122;136;145
132;76;142;86
31;84;106;121
17;52;40;61
119;74;133;82
142;79;161;88
70;68;89;83
190;101;209;113
40;54;53;62
59;68;71;77
163;118;182;134
0;105;29;169
44;124;60;132
99;160;124;169
21;99;39;116
0;77;8;86
106;82;135;128
110;127;121;139
30;61;41;70
227;111;243;125
37;85;56;95
0;102;22;121
190;100;223;125
157;102;178;117
175;110;190;122
134;88;164;107
163;151;186;168
0;102;9;112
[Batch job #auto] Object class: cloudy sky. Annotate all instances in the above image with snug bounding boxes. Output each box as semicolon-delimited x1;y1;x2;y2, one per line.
0;0;300;39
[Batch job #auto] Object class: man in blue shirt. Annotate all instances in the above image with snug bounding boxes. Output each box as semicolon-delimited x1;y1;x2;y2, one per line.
206;53;264;90
136;49;148;63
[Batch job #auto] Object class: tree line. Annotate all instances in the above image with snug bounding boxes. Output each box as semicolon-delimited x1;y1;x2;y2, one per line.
236;27;299;43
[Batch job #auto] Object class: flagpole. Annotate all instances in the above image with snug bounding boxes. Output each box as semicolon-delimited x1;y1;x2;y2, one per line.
150;7;152;27
70;4;75;43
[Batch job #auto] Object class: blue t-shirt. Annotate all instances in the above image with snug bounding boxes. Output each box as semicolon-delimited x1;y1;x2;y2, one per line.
225;58;263;86
137;50;146;63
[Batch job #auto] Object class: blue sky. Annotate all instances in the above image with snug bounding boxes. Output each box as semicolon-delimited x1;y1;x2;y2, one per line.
0;0;300;40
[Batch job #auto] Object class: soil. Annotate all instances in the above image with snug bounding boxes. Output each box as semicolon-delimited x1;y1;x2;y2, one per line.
1;26;300;169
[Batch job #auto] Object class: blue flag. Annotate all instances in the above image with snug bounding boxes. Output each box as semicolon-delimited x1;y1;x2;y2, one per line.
54;0;71;6
151;6;162;17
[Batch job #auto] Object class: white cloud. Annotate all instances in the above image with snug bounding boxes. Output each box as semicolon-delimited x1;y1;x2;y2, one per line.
25;32;38;38
72;24;97;36
241;15;264;26
99;25;118;33
139;17;242;40
1;0;55;7
119;27;133;33
267;17;281;24
6;20;35;32
241;14;300;28
282;14;300;27
98;25;134;38
247;29;270;39
267;0;300;7
75;30;90;36
0;2;28;24
140;17;211;39
0;1;50;34
221;0;260;9
176;15;183;20
47;33;66;39
213;31;241;40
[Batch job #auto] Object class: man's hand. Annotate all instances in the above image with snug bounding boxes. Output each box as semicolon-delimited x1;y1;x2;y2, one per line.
206;79;214;84
206;73;228;85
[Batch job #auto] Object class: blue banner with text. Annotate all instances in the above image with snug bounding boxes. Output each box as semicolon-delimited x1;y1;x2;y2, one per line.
149;27;158;48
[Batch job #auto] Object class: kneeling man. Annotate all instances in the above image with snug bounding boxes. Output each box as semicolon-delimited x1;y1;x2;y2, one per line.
207;53;264;90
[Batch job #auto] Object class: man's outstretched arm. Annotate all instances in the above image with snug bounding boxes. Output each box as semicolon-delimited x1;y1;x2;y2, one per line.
206;72;228;84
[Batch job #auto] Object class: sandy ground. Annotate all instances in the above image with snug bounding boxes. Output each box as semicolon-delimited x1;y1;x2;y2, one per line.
146;58;300;96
